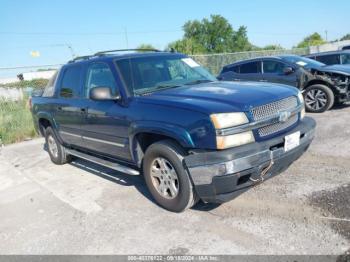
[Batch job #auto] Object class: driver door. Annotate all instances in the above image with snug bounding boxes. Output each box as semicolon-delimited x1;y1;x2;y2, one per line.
81;62;131;161
262;59;297;87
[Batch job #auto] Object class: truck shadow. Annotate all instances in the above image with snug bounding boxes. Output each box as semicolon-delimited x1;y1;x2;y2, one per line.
69;157;221;212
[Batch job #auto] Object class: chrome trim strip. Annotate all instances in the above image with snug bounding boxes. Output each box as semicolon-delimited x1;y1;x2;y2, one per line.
216;104;303;136
59;131;124;147
60;131;81;138
82;136;124;148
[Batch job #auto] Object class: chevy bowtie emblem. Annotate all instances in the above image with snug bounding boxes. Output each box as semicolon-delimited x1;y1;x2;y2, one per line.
279;111;291;123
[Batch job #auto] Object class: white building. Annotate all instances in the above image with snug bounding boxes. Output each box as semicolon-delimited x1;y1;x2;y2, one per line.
310;40;350;54
21;70;57;81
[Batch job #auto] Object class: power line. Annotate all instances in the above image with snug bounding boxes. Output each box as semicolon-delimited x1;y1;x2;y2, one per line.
0;30;182;36
0;64;63;70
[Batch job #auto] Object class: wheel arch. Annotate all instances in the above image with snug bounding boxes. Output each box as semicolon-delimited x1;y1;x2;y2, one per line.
129;121;194;167
305;79;336;93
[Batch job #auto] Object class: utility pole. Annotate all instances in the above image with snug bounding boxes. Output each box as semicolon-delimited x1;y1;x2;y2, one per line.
325;30;328;42
124;27;129;48
65;43;76;59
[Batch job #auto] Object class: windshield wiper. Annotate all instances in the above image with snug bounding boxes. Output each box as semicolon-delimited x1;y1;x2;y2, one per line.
184;79;213;85
136;84;181;95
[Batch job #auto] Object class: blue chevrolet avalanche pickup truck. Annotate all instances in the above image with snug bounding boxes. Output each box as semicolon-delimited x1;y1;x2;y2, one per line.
31;49;316;212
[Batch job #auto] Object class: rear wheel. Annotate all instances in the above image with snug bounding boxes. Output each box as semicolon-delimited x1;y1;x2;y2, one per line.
304;84;334;113
45;127;72;165
143;140;198;212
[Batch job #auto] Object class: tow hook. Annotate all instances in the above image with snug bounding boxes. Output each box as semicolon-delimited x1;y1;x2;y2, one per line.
250;151;275;184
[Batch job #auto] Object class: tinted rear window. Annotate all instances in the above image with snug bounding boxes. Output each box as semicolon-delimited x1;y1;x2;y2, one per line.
59;66;82;98
239;61;261;74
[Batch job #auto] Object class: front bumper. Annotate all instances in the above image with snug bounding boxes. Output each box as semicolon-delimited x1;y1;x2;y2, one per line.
184;117;316;203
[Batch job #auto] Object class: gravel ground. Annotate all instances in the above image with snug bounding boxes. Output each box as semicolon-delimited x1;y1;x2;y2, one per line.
0;104;349;255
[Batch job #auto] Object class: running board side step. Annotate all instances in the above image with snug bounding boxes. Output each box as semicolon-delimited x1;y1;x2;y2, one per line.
65;148;140;176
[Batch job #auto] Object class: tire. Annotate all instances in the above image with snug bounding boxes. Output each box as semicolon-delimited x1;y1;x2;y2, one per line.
143;140;198;212
45;127;72;165
304;84;334;113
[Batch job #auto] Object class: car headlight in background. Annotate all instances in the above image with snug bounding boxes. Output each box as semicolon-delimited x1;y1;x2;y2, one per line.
297;92;306;120
216;131;255;150
210;112;249;129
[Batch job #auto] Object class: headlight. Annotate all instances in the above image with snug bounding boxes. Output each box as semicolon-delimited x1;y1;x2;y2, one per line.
210;112;248;129
297;92;304;104
297;92;306;120
216;131;255;150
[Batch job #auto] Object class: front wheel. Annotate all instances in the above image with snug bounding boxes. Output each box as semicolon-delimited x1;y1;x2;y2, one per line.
143;140;198;212
304;84;334;113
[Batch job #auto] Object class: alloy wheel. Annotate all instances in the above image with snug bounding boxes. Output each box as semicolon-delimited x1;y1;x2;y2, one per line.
305;89;328;111
47;135;59;158
150;157;179;199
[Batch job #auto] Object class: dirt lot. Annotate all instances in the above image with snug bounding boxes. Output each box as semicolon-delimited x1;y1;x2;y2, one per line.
0;105;350;255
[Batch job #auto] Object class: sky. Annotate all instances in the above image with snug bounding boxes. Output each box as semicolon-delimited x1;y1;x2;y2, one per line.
0;0;349;78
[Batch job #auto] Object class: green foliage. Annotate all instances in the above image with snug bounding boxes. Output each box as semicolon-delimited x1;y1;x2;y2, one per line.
0;78;49;89
169;14;252;54
136;44;157;51
260;44;284;50
0;99;37;144
168;38;206;55
297;32;326;48
340;34;350;41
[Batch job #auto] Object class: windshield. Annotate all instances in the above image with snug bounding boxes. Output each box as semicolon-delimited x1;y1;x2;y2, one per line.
115;55;216;95
281;56;325;69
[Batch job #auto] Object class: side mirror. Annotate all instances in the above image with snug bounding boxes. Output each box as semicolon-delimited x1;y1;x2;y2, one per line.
89;87;120;101
283;67;294;75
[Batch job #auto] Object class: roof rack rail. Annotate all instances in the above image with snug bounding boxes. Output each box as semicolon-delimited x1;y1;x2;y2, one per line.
94;48;161;56
68;55;95;63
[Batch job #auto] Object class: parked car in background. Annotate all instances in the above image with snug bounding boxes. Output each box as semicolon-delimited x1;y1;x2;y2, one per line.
31;49;315;212
305;50;350;65
342;45;350;51
218;55;350;113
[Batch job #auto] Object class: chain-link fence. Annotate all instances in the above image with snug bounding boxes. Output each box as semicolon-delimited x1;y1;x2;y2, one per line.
190;48;309;75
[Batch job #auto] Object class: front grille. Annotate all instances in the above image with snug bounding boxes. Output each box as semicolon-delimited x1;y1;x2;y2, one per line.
251;96;298;137
258;114;298;137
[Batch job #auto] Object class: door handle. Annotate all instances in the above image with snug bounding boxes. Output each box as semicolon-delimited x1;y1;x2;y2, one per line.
80;108;86;113
57;106;63;111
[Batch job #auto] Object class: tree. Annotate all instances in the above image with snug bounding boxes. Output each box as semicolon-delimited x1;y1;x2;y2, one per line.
167;38;205;55
297;33;326;48
170;14;252;54
136;44;156;50
261;44;284;50
340;34;350;41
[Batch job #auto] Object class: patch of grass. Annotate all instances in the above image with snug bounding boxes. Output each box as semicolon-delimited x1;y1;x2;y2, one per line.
0;99;37;144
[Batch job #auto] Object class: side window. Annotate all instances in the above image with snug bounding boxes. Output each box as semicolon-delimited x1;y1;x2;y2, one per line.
85;63;117;97
42;70;59;97
341;54;350;64
222;65;239;74
59;66;82;98
316;54;340;65
239;62;261;74
263;60;285;74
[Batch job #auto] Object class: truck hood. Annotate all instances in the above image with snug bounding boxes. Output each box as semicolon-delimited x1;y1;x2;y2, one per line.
137;81;298;114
